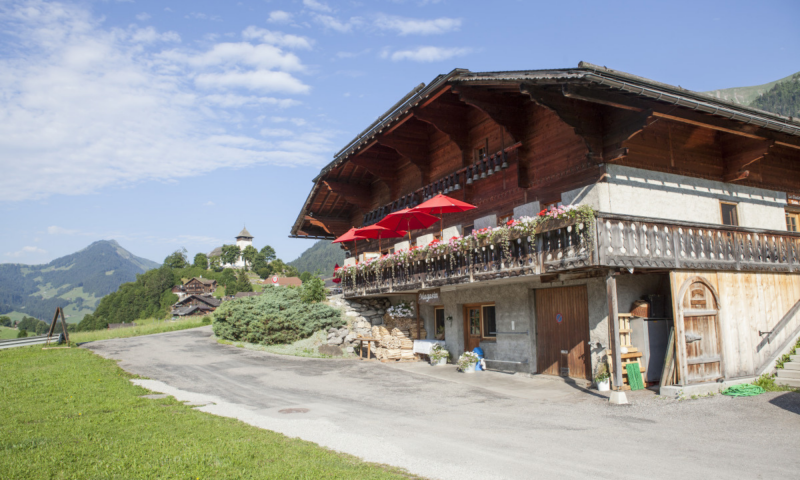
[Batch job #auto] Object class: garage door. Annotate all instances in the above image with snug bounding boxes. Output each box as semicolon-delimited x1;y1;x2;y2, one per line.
535;286;591;380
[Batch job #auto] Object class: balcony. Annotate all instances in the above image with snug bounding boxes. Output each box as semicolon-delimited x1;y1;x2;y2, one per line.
339;213;800;298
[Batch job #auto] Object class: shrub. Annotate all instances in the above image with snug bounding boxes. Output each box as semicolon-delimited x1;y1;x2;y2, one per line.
17;329;28;338
301;277;326;303
212;286;343;345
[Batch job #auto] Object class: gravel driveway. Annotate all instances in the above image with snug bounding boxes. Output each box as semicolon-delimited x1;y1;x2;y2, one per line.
86;326;800;480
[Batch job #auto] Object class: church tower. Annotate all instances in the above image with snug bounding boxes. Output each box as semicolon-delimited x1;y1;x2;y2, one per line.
235;226;253;250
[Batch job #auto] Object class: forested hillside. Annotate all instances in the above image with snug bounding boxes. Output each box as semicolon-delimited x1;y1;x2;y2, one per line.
750;74;800;118
0;240;159;322
288;241;345;276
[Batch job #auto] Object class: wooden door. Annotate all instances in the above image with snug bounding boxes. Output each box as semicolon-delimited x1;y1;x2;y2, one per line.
680;280;723;384
463;306;482;353
535;286;591;380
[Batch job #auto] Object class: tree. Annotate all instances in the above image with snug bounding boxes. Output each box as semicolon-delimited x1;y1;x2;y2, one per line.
299;271;312;284
251;255;268;273
164;248;188;269
0;316;10;327
301;277;326;303
242;245;259;271
284;265;300;278
236;271;253;294
193;253;209;269
17;329;28;338
220;244;240;267
260;245;276;263
270;259;286;275
209;255;222;271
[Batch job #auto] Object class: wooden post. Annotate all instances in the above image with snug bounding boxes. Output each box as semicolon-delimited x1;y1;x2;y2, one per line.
416;292;422;340
606;272;623;389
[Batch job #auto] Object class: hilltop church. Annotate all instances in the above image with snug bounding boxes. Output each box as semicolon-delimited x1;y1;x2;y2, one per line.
208;227;254;269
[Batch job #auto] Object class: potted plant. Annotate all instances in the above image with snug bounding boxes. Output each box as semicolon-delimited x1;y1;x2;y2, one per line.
429;344;450;366
457;351;479;373
594;362;610;391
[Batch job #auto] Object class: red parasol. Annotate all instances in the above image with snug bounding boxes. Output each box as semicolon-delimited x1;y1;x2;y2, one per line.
376;208;439;243
332;227;366;263
354;224;407;254
412;194;477;235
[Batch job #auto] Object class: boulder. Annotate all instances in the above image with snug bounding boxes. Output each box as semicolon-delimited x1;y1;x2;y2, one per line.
338;327;349;337
319;345;343;357
328;336;343;346
328;327;339;333
361;310;377;316
345;311;359;317
345;332;358;343
345;346;355;354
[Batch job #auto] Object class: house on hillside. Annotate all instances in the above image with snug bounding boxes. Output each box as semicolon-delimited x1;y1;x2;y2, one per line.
172;295;221;316
261;276;303;287
290;63;800;395
184;277;217;295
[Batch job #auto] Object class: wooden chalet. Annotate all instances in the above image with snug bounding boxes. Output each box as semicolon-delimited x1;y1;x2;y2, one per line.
172;294;221;316
184;277;217;295
290;63;800;395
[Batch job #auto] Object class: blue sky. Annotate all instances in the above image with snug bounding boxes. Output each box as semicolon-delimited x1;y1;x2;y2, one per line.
1;0;798;266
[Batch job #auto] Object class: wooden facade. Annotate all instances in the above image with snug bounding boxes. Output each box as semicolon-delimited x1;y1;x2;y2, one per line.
184;277;217;295
292;63;800;388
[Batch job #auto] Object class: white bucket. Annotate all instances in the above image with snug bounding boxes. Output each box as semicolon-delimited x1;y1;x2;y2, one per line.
597;379;610;392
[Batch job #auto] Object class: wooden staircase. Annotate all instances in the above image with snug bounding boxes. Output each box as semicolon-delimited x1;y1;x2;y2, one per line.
776;355;800;388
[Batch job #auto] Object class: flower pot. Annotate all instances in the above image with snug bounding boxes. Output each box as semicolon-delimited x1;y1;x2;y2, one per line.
432;357;448;366
463;362;477;373
596;379;610;391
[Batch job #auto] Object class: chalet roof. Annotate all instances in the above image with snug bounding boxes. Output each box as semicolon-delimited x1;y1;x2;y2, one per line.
290;62;800;238
185;277;216;285
208;246;222;258
175;295;221;307
237;226;253;238
172;306;201;316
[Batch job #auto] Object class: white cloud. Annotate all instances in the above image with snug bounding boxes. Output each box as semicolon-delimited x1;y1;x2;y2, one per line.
195;70;310;93
135;12;151;21
203;94;300;108
241;27;314;50
0;1;326;202
204;201;215;206
314;15;362;33
335;49;370;59
387;46;473;62
6;246;47;257
260;128;294;137
374;15;461;35
268;10;292;23
47;226;80;235
303;0;332;12
270;117;307;126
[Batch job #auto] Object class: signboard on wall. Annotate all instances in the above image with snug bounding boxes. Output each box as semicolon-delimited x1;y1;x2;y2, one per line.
788;193;800;206
418;289;442;305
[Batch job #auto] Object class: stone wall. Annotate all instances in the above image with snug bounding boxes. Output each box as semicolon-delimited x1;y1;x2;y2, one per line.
325;295;390;354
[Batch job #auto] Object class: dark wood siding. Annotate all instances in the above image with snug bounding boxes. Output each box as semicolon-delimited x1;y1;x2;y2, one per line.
535;286;591;380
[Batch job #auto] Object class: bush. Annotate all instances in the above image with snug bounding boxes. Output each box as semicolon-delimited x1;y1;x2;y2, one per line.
17;329;28;338
212;286;343;345
201;317;211;325
301;277;326;303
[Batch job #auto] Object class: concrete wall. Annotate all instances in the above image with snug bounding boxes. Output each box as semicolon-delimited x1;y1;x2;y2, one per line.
562;164;788;230
417;273;669;378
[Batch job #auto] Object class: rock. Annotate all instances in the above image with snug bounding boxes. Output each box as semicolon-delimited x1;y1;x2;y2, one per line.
345;311;359;317
345;332;357;343
319;345;343;356
328;336;343;346
377;309;385;315
361;310;377;316
345;346;355;354
338;327;349;337
328;327;338;333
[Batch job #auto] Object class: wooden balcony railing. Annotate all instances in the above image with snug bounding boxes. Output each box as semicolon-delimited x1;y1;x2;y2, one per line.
341;213;800;297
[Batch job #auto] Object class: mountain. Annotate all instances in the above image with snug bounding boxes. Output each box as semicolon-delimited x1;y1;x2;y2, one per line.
749;74;800;118
0;240;160;323
702;70;800;106
288;240;346;276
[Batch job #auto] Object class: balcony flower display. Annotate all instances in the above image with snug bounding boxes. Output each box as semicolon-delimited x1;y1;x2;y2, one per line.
334;204;595;282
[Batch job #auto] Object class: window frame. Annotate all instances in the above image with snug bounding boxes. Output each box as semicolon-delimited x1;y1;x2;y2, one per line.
434;306;445;340
787;210;800;232
498;212;513;226
462;224;474;236
720;201;739;226
463;303;496;342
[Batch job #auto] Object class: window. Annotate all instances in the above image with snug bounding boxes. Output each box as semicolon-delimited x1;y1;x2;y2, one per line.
463;224;474;236
542;200;562;212
721;202;739;226
787;211;800;232
498;212;513;226
434;307;445;340
465;303;496;341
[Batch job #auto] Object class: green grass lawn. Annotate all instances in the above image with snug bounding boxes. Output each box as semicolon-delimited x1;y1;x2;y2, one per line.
0;326;19;339
69;316;211;344
0;347;414;479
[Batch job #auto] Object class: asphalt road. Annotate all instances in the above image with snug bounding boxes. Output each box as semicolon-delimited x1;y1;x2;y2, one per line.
86;327;800;480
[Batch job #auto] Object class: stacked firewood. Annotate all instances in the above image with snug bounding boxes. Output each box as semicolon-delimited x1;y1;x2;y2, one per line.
364;323;419;361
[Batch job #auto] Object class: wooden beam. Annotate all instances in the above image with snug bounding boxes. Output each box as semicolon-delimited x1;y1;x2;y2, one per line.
606;272;623;390
414;103;473;167
451;85;527;142
377;132;431;185
322;180;372;211
722;138;773;183
348;145;401;196
304;215;351;234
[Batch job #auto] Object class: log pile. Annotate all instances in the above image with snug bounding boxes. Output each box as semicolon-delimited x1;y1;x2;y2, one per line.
361;318;421;362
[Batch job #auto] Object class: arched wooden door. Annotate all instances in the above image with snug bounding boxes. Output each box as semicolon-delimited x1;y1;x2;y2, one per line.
676;277;724;384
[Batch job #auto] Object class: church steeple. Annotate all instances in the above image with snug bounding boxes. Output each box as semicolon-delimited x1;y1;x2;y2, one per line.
236;225;253;239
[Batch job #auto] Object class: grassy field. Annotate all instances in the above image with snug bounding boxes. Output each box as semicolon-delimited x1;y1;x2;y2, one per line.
69;316;210;344
0;326;19;339
0;347;412;479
